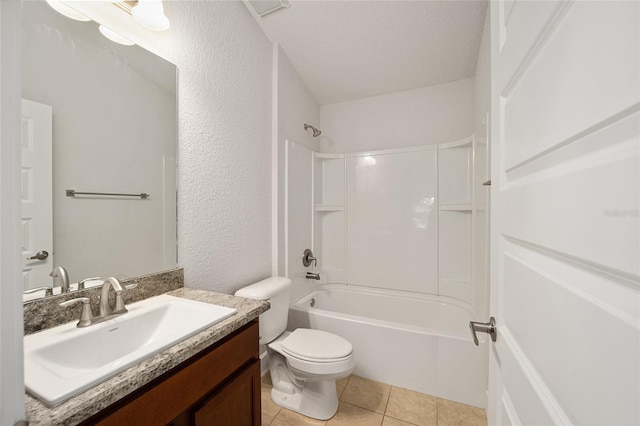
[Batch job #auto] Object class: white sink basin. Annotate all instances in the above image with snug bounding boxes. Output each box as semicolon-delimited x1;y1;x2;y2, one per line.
24;294;237;407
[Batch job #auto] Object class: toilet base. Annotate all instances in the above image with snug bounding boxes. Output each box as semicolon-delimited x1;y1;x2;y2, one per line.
268;349;344;420
270;379;338;420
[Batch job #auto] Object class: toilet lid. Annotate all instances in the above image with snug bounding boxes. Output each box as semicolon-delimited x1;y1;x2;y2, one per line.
281;329;352;362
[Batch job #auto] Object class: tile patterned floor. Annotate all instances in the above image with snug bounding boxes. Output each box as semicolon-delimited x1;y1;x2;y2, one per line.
261;374;487;426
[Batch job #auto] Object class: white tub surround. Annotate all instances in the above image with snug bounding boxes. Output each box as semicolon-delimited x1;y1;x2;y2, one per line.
288;284;488;408
289;137;487;310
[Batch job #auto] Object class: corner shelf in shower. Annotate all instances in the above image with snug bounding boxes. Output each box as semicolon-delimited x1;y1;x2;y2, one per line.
315;204;344;212
438;202;472;211
314;152;344;160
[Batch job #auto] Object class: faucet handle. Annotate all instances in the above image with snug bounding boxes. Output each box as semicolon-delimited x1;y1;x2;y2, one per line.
23;286;54;297
60;297;93;327
113;282;138;314
78;276;101;290
303;249;317;267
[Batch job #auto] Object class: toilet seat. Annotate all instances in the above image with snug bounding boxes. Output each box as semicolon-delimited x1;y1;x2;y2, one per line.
281;329;352;362
269;329;356;376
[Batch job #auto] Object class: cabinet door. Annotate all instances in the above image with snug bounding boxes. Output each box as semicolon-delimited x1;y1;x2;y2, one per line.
193;360;261;426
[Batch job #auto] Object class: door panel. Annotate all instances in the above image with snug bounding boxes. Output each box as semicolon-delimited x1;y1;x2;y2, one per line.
502;1;639;170
21;99;53;290
489;1;640;425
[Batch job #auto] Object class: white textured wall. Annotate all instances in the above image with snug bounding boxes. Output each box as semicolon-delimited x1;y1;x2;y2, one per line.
113;1;275;294
320;78;475;153
168;2;273;293
274;45;320;301
277;46;321;154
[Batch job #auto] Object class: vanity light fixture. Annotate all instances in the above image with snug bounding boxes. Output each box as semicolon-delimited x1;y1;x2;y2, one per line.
99;25;136;46
45;0;91;22
46;1;171;47
132;0;170;31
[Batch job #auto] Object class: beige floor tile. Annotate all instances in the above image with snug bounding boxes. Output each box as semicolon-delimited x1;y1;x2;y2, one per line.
385;387;437;426
339;375;391;414
437;398;487;426
382;416;415;426
261;378;282;418
326;402;384;426
262;413;275;425
272;408;328;426
336;375;351;398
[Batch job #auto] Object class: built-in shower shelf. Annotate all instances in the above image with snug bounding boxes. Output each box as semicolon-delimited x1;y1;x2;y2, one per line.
315;204;344;212
438;203;472;211
314;153;344;160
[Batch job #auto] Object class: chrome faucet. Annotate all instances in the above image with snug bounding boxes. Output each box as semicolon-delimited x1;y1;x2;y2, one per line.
50;266;70;293
99;277;127;317
59;277;134;327
303;249;321;280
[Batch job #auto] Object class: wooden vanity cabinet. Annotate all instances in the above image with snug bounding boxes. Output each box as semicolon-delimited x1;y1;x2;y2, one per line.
81;320;261;426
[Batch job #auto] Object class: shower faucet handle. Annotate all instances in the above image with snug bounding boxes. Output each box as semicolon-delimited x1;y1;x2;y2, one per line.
302;249;317;267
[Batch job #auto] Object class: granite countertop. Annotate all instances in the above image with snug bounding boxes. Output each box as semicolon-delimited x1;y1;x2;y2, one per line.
25;288;269;426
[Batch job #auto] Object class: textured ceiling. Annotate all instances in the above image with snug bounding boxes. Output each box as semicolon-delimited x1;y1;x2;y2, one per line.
250;0;488;105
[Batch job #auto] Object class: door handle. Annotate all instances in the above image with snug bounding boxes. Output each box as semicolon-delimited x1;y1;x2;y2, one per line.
469;317;497;346
27;250;49;261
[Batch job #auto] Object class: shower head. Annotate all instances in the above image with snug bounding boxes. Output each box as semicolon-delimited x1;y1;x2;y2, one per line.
304;123;322;137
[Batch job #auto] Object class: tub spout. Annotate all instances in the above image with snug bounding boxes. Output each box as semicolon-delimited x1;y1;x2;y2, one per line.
305;272;320;280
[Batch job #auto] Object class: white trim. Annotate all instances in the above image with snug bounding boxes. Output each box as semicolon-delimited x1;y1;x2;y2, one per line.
271;43;279;276
342;155;347;285
284;140;289;278
314;204;344;212
314;152;344;160
470;135;477;313
310;145;315;252
345;144;436;158
500;328;573;425
438;203;472;211
0;0;26;423
501;1;574;98
501;389;523;426
438;136;474;150
434;146;440;295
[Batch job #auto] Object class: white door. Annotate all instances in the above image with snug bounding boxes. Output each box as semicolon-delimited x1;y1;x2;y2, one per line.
21;99;53;290
488;1;639;425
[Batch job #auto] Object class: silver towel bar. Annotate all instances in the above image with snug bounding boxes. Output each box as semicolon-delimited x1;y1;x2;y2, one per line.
66;190;149;199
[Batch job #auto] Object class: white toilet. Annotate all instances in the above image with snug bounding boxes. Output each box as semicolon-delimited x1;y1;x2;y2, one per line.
235;277;355;420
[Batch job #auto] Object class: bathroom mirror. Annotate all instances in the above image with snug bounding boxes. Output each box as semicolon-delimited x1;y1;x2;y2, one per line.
21;1;177;301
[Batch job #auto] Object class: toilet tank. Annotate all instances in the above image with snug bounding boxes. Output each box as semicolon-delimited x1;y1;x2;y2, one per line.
234;277;292;345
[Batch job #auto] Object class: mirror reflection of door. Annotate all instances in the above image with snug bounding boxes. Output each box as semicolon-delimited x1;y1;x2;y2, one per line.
21;99;53;290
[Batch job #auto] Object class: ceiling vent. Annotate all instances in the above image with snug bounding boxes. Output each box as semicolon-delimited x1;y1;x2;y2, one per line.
247;0;290;18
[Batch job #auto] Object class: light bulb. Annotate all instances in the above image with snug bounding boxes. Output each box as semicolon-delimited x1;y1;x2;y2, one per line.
99;25;135;46
132;0;170;32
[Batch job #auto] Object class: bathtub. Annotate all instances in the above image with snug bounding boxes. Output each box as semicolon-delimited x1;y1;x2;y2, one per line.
287;284;488;408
